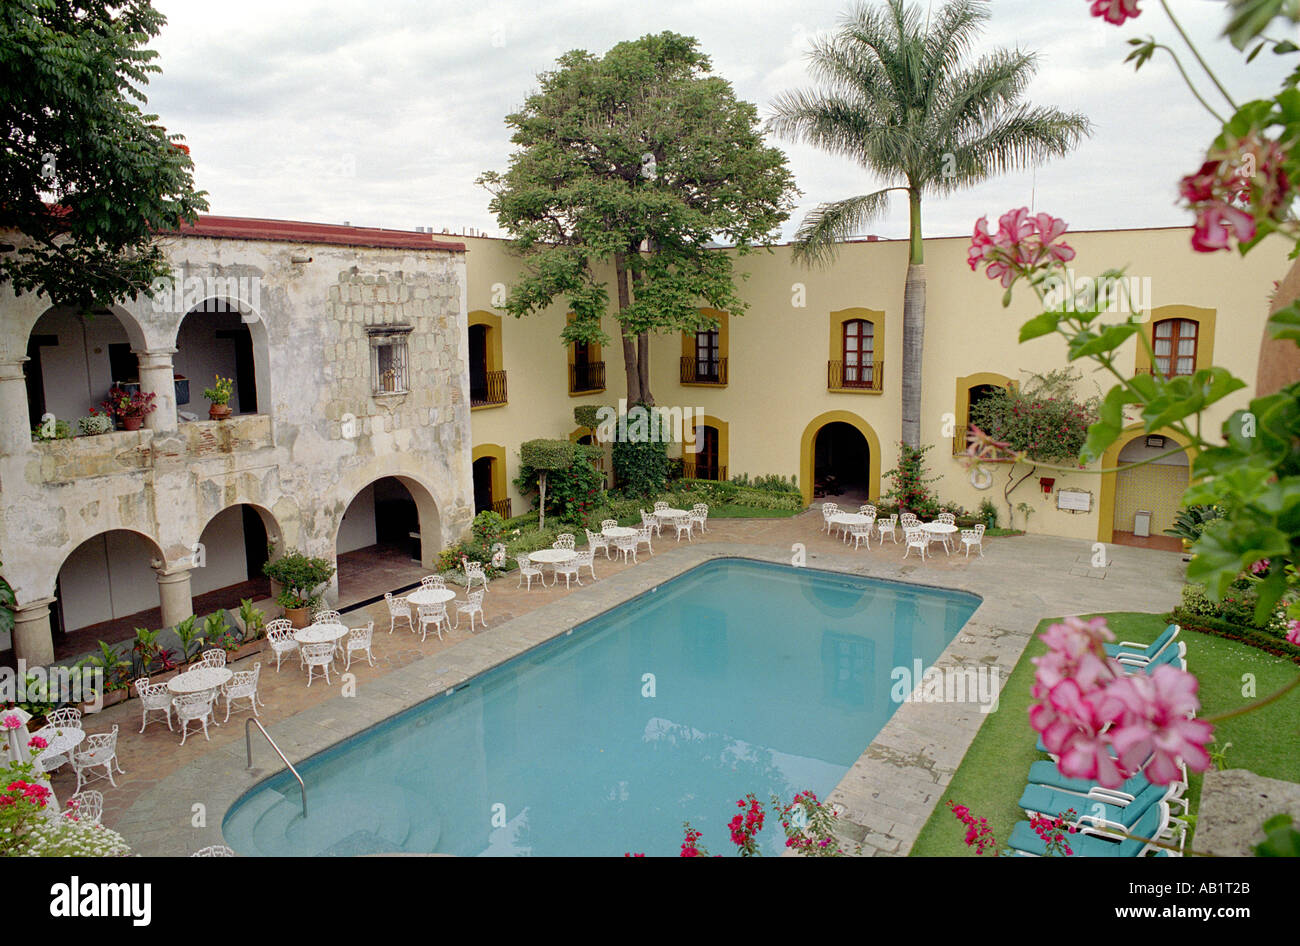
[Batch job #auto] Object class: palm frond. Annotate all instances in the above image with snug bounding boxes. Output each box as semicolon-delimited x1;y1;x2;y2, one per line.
932;106;1092;194
790;189;900;267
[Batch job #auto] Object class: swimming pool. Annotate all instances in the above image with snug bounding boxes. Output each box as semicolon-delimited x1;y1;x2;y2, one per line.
223;558;980;856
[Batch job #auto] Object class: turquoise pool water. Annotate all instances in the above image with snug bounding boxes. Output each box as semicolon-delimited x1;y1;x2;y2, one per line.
223;558;980;856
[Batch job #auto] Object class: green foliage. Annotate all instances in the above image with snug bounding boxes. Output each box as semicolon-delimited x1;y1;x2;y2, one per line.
519;438;576;471
1163;504;1225;543
87;640;131;692
883;443;941;517
573;405;602;430
1256;814;1300;856
129;626;175;677
202;612;238;652
31;418;72;441
263;549;335;610
171;615;202;663
238;598;266;641
968;368;1099;464
612;428;669;497
1177;582;1292;638
470;510;506;547
0;0;208;310
977;498;999;529
202;375;233;405
516;444;605;528
0;562;14;640
730;472;800;494
77;413;113;436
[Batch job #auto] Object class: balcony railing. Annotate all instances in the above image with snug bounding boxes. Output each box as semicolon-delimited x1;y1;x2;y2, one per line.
680;357;727;385
681;460;726;482
828;360;883;392
491;497;512;519
470;370;508;407
570;361;606;394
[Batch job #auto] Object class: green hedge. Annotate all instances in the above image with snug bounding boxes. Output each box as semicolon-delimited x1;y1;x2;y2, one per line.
1167;608;1300;664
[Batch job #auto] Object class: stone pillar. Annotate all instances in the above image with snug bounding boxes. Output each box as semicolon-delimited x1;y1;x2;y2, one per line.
12;597;56;667
155;567;193;628
135;349;177;432
0;358;33;456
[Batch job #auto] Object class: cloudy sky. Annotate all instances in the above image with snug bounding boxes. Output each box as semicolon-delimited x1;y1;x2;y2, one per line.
143;0;1294;242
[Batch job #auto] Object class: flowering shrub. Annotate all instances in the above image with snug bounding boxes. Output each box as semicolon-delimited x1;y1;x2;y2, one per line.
101;385;156;421
968;368;1099;465
948;800;999;855
882;443;941;517
1030;809;1079;857
18;814;131;857
1029;616;1212;788
728;793;764;856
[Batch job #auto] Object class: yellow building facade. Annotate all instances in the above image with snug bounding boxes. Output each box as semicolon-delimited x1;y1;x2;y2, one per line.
462;227;1289;545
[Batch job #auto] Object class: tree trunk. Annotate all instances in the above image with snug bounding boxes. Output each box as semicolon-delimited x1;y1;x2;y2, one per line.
901;189;926;449
637;331;653;406
615;252;641;405
538;471;547;531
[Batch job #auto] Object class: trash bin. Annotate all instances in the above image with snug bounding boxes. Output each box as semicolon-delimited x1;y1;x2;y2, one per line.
1133;510;1152;538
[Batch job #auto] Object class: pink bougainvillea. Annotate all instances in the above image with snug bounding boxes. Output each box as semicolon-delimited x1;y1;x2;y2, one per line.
1088;0;1142;25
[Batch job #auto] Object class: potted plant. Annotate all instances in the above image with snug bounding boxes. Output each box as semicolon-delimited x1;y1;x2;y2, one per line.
101;385;157;431
201;612;241;656
172;615;204;665
129;626;177;679
263;550;335;628
236;598;267;642
203;375;234;420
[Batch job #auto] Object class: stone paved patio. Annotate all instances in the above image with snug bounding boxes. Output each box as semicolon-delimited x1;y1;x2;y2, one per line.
58;509;1186;856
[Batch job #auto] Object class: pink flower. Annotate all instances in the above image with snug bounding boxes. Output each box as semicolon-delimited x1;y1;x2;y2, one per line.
1105;666;1213;784
967;208;1075;289
1286;620;1300;646
1190;203;1256;252
1;715;20;731
1089;0;1142;25
27;736;47;750
1251;559;1270;576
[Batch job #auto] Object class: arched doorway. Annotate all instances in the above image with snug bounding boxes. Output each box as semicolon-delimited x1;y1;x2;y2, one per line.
1101;431;1191;551
23;306;142;429
799;411;882;506
51;529;166;660
190;504;277;611
335;476;440;605
174;299;263;420
472;444;509;517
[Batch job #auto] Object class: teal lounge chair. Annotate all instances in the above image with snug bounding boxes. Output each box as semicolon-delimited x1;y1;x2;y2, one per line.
1018;779;1169;829
1105;624;1179;665
1008;799;1176;857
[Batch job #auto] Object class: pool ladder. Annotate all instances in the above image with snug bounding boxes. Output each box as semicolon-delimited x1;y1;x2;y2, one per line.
246;718;307;819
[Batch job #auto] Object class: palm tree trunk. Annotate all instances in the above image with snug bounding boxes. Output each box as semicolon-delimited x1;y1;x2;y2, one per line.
901;190;926;448
615;252;641;405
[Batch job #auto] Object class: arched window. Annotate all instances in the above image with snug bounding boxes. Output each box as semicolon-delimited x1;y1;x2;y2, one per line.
1152;319;1198;377
842;319;874;388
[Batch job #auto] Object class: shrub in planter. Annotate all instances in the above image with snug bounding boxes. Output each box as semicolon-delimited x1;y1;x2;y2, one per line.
238;598;267;641
202;612;240;653
31;418;72;441
263;549;335;611
77;411;114;436
517;440;604;528
172;615;204;664
129;626;177;678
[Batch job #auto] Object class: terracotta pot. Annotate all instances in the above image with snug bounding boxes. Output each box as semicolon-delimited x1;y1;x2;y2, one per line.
284;606;311;629
209;403;232;421
123;415;144;431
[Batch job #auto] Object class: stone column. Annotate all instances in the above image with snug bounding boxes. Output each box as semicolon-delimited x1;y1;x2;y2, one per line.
135;349;177;432
12;597;56;667
155;566;193;628
0;358;33;456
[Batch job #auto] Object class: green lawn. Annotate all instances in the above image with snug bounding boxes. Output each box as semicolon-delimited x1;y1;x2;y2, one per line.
909;611;1300;856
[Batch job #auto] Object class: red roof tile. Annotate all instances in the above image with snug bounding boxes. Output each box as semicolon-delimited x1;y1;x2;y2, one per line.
165;215;467;252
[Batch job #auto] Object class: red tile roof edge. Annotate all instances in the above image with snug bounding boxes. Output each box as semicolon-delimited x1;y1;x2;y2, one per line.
162;215;467;253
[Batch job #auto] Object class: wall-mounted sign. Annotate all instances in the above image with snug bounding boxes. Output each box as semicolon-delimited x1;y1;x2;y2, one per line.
1145;435;1166;449
1057;488;1093;513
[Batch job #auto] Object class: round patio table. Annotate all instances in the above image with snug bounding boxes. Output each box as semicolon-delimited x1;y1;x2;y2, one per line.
829;512;874;543
602;526;638;539
405;588;457;608
652;508;688;520
922;521;958;555
528;548;576;586
167;666;233;695
293;622;350;645
32;725;85;773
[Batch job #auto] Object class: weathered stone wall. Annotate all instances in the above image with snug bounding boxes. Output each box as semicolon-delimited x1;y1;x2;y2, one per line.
0;231;474;660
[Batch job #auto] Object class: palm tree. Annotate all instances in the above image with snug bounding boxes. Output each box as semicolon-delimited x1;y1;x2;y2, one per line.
769;0;1090;447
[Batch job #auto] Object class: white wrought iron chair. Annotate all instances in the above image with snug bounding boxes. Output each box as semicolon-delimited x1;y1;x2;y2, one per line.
199;648;226;669
850;519;874;550
600;518;618;532
859;504;878;518
691;503;709;533
575;548;597;581
586;529;610;560
37;707;83;770
344;622;376;669
614;533;639;564
172;691;216;745
636;524;654;557
134;677;174;734
554;554;582;589
903;527;929;561
313;609;342;625
877;514;898;544
516;554;544;590
463;560;488;594
899;512;920;529
71;725;125;790
640;509;662;537
265;620;300;672
653;501;670;513
553;533;576;551
936;512;958;553
417;602;446;642
301;641;336;686
385;592;413;634
673;514;695;541
961;523;986;558
821;502;839;533
222;662;264;722
420;575;447;590
454;591;486;632
62;790;103;825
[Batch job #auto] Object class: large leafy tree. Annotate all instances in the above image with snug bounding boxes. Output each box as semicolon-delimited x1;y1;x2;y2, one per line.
479;32;797;406
0;0;207;311
768;0;1090;446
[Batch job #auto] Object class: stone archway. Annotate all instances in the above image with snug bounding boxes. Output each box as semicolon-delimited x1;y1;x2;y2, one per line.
1098;427;1193;549
800;411;882;506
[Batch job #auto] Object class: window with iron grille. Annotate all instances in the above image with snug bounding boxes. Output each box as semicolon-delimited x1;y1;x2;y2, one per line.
368;325;412;395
